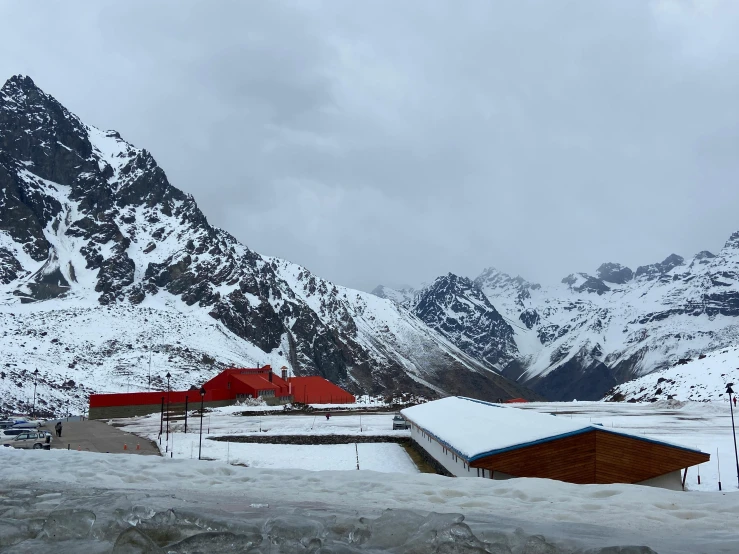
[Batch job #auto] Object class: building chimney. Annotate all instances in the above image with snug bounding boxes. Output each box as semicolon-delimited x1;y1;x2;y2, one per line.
268;371;273;382
281;366;288;381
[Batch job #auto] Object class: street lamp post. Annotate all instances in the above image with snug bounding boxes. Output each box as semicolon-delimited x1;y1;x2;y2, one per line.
32;369;39;418
165;372;171;446
184;396;188;434
726;383;739;488
198;386;206;460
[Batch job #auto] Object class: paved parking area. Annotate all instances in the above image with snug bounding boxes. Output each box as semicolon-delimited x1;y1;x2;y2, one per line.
45;420;160;456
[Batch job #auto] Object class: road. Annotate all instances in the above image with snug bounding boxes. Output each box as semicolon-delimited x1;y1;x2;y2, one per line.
45;420;160;456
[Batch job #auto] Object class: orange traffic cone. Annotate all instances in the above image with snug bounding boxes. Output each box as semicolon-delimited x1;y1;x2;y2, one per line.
123;443;128;450
77;445;81;451
136;443;140;450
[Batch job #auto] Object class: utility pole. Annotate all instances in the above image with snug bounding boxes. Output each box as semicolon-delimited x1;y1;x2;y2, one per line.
199;386;206;460
148;352;152;392
32;369;39;418
726;383;739;488
165;372;171;446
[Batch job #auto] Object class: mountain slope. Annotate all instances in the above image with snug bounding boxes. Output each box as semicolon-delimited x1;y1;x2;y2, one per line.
0;75;534;416
604;347;739;402
376;242;739;401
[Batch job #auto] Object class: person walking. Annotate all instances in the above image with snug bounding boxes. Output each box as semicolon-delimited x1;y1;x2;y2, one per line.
55;421;62;438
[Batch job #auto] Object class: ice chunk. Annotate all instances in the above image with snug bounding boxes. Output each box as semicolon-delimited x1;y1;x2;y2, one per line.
112;527;164;554
364;509;426;549
0;517;31;547
520;534;561;554
40;508;96;541
166;531;263;553
264;515;324;550
588;546;657;554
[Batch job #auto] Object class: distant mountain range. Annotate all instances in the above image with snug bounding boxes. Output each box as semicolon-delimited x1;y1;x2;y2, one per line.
374;239;739;400
0;75;533;416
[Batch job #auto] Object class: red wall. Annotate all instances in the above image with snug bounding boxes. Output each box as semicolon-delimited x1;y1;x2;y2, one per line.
90;367;355;408
290;377;355;404
89;389;232;408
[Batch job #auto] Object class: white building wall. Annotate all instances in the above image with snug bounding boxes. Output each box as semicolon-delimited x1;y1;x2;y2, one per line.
410;424;492;478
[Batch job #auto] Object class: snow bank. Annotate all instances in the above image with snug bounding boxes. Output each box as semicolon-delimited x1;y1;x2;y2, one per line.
1;447;738;553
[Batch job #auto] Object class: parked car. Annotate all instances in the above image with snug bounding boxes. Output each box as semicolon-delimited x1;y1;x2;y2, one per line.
0;421;15;429
392;414;410;430
2;431;49;449
0;429;25;440
11;419;42;429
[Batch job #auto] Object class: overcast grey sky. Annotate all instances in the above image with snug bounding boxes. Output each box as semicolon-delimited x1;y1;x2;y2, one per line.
2;1;739;291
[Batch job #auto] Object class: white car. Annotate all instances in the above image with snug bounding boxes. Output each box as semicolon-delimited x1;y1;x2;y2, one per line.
2;431;49;449
11;419;42;429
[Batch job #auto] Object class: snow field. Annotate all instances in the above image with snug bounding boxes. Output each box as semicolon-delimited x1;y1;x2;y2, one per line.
156;436;418;473
117;410;416;472
116;410;409;438
114;401;739;493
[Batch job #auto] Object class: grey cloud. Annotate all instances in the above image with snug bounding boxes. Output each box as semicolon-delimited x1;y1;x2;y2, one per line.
2;0;739;291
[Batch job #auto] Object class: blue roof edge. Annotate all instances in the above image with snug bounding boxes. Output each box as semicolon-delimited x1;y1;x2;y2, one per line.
594;426;708;456
468;427;594;462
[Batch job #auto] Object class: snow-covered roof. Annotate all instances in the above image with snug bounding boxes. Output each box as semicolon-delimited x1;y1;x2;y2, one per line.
401;397;704;462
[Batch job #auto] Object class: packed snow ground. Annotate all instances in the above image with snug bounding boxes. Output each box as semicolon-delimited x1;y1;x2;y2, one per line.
115;410;416;472
152;439;417;473
1;448;739;553
115;409;408;438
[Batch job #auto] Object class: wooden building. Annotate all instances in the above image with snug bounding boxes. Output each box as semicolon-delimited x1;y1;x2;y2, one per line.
401;397;709;490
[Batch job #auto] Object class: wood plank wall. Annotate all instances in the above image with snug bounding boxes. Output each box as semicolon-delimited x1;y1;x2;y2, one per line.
470;430;709;485
594;430;709;484
471;432;597;484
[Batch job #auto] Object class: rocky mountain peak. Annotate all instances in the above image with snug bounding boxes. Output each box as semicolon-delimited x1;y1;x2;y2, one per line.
476;266;535;287
561;272;610;294
635;253;685;280
414;273;517;368
596;262;633;284
723;231;739;251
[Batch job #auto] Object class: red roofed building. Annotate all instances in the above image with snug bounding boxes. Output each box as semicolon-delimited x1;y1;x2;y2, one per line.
88;365;355;419
290;376;356;404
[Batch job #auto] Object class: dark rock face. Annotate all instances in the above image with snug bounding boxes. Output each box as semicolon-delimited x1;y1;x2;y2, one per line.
596;262;633;284
413;274;517;368
0;74;536;401
635;254;685;280
527;347;617;401
562;273;610;295
0;249;24;284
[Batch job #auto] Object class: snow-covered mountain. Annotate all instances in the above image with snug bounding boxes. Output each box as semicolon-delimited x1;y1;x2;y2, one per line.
604;347;739;403
0;75;534;416
375;240;739;401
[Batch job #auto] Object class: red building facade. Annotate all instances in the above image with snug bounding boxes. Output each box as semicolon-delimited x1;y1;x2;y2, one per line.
88;365;355;419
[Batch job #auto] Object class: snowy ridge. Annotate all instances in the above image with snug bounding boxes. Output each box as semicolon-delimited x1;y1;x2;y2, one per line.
605;346;739;402
0;74;534;414
376;240;739;401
